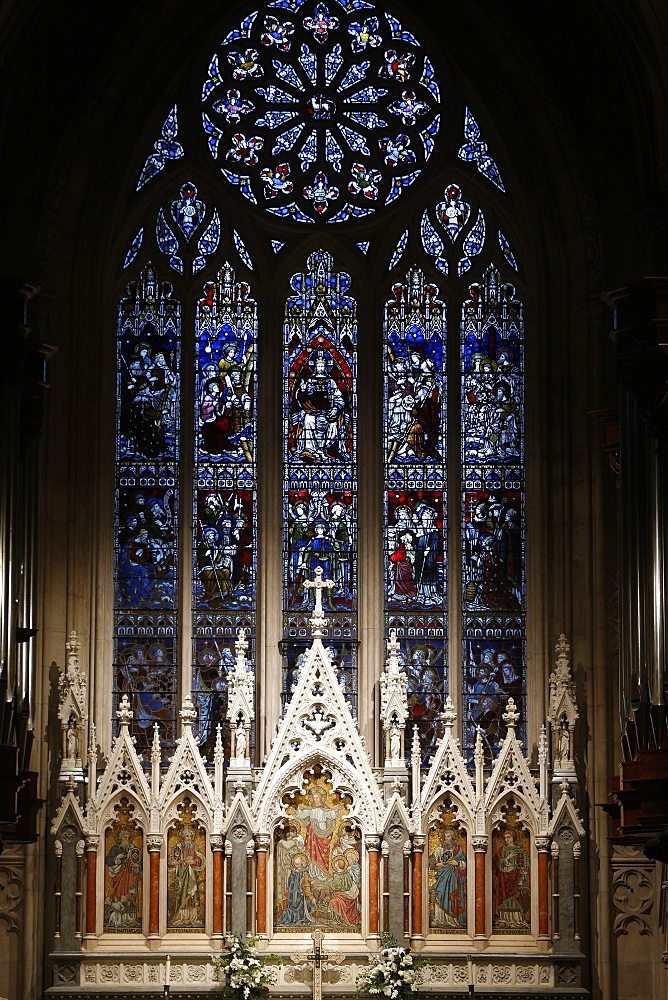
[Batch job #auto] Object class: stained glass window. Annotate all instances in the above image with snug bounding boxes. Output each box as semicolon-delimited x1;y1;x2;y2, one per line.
282;249;357;714
383;268;447;763
113;4;529;772
192;264;258;756
461;265;525;763
114;265;180;752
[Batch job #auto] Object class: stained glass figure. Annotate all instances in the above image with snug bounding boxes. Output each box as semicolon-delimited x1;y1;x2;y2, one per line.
383;269;447;764
114;265;180;753
461;265;525;762
428;806;467;932
283;250;357;698
436;184;470;242
171;182;206;240
458;108;505;192
137;105;184;190
193;264;257;756
201;2;439;222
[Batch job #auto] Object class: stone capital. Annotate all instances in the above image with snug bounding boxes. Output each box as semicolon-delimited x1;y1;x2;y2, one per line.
472;836;488;853
412;834;426;853
365;834;381;853
146;835;163;852
84;834;100;852
210;834;224;851
256;834;271;852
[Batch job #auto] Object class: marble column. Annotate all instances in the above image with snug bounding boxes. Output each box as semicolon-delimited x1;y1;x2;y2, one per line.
472;836;487;937
255;835;270;936
84;835;99;938
147;835;162;937
536;836;550;938
366;835;381;937
411;835;425;943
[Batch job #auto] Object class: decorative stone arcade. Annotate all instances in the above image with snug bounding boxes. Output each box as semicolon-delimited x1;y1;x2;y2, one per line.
49;587;586;998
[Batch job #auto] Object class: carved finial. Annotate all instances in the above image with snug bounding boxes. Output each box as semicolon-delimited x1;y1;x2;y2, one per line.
410;724;421;767
116;694;133;725
387;629;400;662
65;629;80;676
180;693;197;728
539;724;548;765
88;722;97;765
474;726;484;768
442;694;457;730
214;724;224;765
502;697;520;729
235;627;248;666
151;723;161;762
303;567;335;636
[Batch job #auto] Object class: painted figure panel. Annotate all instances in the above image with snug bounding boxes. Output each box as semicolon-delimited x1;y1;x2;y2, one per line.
492;819;531;933
167;806;207;931
428;811;467;932
103;801;143;932
274;773;361;932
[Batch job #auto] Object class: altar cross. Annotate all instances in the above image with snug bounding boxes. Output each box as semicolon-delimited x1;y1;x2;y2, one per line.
307;927;328;1000
303;568;335;636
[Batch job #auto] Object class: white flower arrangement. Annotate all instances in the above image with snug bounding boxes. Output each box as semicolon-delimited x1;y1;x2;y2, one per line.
211;934;281;1000
356;940;423;999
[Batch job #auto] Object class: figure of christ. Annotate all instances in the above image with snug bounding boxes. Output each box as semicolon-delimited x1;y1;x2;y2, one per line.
294;786;340;882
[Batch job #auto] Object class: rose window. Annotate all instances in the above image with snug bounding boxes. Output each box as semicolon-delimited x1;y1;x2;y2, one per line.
201;1;440;223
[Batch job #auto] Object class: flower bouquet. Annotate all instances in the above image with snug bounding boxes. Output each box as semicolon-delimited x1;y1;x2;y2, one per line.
212;934;281;1000
356;938;423;999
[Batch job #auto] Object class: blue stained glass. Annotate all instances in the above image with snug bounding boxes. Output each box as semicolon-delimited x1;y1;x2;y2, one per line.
420;113;440;159
327;202;373;222
357;241;370;254
325;42;344;83
123;228;144;269
298;130;318;169
114;265;181;754
458;108;505;193
273;122;306;154
255;83;298;103
272;240;285;252
234;229;254;270
282;250;358;701
193;210;221;275
202;3;439;222
202;54;226;101
384;269;447;765
345;110;388;129
461;266;525;763
303;169;340;212
458;209;486;276
267;202;314;222
345;85;388;103
339;60;370;90
436;183;470;242
193;265;258;758
337;124;370;155
325;130;344;171
499;230;518;270
299;43;318;83
384;12;419;46
385;169;420;205
388;228;408;269
137;106;184;190
272;58;304;89
171;182;205;241
156;209;183;274
222;11;258;46
421;210;444;258
222;168;258;204
202;113;225;157
419;55;440;101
